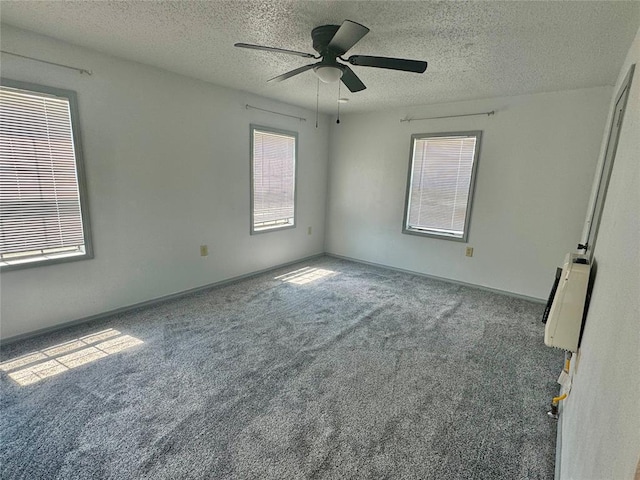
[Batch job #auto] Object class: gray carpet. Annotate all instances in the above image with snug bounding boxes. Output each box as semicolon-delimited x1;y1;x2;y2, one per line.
1;256;561;479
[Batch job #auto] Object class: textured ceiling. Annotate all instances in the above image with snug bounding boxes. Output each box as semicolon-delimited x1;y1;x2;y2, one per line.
1;1;638;113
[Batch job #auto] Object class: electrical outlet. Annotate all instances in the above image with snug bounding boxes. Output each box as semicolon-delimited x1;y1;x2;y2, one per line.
465;247;474;257
307;226;312;235
200;245;208;257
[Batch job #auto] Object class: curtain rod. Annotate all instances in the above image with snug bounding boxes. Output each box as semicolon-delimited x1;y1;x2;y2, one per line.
401;110;495;123
1;50;93;75
246;104;306;122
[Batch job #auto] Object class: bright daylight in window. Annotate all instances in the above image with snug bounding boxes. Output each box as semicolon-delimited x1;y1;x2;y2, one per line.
0;81;92;269
403;132;481;241
251;126;296;233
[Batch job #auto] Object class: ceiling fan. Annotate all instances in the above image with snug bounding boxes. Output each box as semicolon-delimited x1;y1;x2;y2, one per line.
235;20;428;93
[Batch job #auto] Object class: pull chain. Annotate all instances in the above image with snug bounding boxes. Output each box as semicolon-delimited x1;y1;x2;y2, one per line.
315;78;320;128
336;82;341;124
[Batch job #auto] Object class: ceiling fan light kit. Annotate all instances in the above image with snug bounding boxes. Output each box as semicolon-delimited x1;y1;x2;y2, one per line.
313;65;343;83
235;19;428;93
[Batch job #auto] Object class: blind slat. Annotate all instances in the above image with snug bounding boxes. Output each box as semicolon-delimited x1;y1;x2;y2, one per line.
252;129;296;229
406;135;478;237
0;85;87;262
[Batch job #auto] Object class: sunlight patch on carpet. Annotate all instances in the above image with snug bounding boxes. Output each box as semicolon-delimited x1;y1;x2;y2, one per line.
274;266;338;285
0;329;143;386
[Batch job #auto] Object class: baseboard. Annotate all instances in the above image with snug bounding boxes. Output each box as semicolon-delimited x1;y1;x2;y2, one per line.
2;251;544;345
555;403;563;479
326;253;546;304
1;253;326;345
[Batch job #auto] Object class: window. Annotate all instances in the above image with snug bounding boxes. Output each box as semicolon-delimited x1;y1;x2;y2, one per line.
250;125;297;234
403;131;481;241
0;80;92;269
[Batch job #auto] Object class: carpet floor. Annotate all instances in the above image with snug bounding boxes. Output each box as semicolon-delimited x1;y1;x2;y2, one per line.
1;256;561;479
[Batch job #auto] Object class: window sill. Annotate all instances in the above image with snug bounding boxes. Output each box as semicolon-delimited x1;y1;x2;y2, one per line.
251;223;296;235
0;251;93;271
402;226;468;242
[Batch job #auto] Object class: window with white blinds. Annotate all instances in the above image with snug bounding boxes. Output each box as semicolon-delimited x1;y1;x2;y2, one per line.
251;126;297;233
0;81;92;269
403;132;481;241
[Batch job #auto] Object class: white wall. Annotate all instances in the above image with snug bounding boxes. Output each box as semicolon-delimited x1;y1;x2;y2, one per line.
0;25;330;340
559;26;640;480
325;87;612;300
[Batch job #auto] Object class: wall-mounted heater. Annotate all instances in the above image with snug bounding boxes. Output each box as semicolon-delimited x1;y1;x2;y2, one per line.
542;253;591;352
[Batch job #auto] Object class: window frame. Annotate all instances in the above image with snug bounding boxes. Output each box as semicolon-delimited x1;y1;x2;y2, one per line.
249;124;298;235
0;78;93;271
402;130;482;243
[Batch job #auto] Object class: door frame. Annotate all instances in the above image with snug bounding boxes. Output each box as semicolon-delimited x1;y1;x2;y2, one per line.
579;64;635;262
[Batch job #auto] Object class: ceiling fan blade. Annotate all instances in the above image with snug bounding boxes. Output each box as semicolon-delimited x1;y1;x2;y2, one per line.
348;55;427;73
328;20;370;55
234;43;316;59
340;65;366;92
268;63;319;83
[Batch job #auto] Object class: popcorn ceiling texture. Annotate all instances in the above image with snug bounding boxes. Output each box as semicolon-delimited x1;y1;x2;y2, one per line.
1;1;638;113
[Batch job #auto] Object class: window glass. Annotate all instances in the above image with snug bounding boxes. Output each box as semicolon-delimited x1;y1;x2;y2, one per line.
251;126;297;233
403;132;481;241
0;81;92;269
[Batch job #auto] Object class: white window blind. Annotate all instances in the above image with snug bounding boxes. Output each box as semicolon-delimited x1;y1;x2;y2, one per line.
251;127;296;232
0;84;90;267
404;133;480;240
